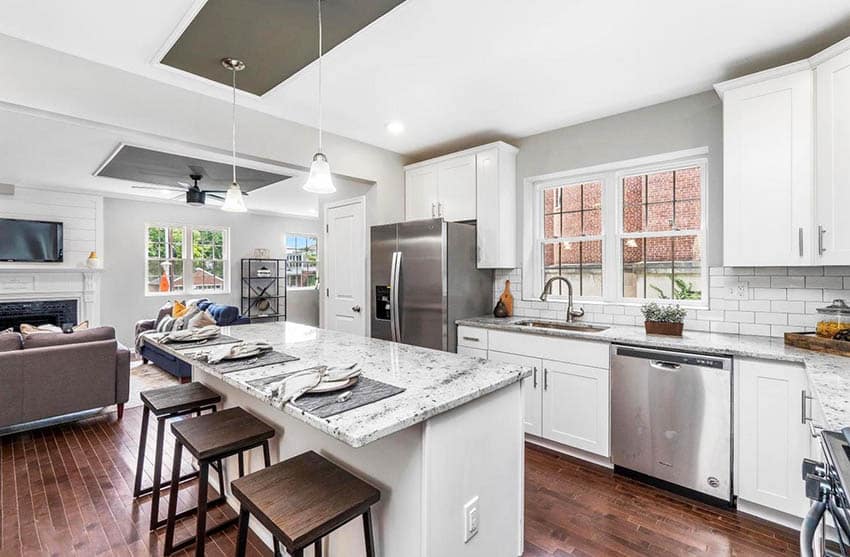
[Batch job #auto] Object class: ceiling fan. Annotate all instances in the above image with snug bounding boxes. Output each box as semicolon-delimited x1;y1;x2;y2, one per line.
131;167;248;207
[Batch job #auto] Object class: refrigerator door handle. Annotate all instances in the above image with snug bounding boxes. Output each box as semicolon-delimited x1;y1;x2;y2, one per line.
389;251;398;342
390;251;402;342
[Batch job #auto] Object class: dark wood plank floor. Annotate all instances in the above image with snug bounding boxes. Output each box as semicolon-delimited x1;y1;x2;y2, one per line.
524;445;800;556
0;406;801;556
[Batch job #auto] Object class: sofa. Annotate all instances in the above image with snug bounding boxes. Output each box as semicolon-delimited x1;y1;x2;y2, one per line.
134;299;249;381
0;326;130;428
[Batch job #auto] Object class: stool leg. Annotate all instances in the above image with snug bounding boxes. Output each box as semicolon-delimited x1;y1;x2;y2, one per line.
238;451;245;478
363;509;375;557
216;458;225;500
263;440;271;467
149;416;166;531
314;539;323;557
195;461;210;557
235;507;250;557
132;405;150;497
163;440;183;555
273;538;282;557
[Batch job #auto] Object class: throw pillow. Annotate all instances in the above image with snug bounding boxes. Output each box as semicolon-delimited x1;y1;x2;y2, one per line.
172;300;188;318
172;306;201;331
156;315;176;333
73;320;89;331
20;323;62;334
0;327;12;334
189;310;216;328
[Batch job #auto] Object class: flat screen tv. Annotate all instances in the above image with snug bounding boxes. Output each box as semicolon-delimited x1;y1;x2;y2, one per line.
0;218;64;262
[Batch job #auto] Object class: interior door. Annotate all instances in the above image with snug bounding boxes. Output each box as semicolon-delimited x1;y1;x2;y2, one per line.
405;166;439;221
397;219;445;350
488;351;542;436
816;49;850;264
324;198;366;335
437;154;476;221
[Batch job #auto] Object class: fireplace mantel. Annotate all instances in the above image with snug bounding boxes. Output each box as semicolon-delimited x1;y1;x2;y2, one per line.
0;269;102;326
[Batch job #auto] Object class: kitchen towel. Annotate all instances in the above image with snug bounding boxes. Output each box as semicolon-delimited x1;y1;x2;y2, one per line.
290;376;405;419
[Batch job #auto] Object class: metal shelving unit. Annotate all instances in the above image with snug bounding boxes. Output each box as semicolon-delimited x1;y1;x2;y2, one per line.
241;258;286;322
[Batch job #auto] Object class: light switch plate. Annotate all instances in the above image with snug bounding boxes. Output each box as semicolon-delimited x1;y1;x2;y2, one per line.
463;496;479;543
726;284;749;300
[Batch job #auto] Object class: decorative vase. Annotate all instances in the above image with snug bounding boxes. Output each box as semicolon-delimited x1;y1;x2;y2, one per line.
644;321;684;336
86;251;99;269
493;300;508;318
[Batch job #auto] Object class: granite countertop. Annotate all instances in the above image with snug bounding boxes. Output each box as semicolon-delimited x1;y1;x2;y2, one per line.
146;322;529;448
458;316;850;429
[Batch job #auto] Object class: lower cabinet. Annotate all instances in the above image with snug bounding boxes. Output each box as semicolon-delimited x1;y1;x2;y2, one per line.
541;360;610;457
488;351;543;436
737;357;811;517
457;345;487;358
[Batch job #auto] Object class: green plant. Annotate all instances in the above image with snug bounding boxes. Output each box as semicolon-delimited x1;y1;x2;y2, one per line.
648;277;702;300
640;302;687;323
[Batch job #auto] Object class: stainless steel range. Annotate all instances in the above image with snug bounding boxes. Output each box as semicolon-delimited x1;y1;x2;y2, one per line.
802;428;850;556
611;344;734;505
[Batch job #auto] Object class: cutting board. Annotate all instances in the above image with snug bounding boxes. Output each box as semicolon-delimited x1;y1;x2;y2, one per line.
499;280;514;317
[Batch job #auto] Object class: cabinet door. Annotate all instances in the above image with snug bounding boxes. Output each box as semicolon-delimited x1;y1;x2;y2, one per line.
488;351;542;436
405;166;438;221
737;358;810;517
723;70;814;266
475;147;501;267
437;155;476;221
816;49;850;264
541;360;610;457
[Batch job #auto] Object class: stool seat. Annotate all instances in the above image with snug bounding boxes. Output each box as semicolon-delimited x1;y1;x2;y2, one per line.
171;406;275;461
141;382;221;416
232;451;380;551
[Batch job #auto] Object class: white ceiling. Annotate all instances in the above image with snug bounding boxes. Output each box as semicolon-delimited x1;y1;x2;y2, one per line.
2;0;850;159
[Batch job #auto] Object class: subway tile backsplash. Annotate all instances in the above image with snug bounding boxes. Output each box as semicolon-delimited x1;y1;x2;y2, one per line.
492;266;849;338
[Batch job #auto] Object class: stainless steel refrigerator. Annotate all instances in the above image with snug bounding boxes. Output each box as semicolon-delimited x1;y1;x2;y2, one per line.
371;219;493;352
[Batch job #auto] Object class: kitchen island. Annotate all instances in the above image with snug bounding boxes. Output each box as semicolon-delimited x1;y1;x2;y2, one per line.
144;321;530;557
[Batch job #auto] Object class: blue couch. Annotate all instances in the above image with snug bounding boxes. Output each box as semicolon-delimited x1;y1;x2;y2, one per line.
134;299;249;381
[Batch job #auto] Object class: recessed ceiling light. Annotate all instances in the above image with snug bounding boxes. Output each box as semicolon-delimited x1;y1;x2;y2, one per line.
386;121;405;135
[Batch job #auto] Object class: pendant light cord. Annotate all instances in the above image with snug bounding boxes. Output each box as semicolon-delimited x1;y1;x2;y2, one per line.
317;0;324;153
231;66;237;184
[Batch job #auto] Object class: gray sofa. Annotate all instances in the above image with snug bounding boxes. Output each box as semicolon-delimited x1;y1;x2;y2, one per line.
0;326;130;428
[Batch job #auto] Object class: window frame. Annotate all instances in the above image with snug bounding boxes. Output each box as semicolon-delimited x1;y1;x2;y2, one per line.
144;224;231;297
285;233;319;291
526;148;709;308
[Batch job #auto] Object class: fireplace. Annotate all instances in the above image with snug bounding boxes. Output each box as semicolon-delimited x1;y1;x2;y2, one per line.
0;299;78;332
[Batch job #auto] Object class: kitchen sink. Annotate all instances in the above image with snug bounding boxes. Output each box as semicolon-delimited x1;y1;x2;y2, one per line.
513;320;609;333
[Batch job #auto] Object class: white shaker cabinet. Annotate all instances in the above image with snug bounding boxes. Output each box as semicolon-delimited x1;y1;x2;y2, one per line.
404;141;518;269
716;66;814;266
815;45;850;264
737;357;811;517
488;350;543;436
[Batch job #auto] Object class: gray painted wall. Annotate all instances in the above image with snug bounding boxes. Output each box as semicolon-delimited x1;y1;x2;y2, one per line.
514;90;723;265
101;197;320;346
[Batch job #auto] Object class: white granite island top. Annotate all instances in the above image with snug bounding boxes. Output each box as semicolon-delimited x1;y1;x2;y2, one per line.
146;322;530;448
458;316;850;429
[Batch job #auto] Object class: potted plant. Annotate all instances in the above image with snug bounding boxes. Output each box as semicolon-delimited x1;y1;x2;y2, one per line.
641;302;687;336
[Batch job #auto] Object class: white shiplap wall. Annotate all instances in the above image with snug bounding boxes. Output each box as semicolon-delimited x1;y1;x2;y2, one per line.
0;186;103;268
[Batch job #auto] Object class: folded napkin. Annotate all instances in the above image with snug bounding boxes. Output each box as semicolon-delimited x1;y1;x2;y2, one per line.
161;325;220;343
268;363;361;404
203;341;273;364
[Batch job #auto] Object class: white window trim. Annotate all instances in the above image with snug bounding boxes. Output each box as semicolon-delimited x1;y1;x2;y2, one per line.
522;147;709;308
144;224;231;297
285;233;319;291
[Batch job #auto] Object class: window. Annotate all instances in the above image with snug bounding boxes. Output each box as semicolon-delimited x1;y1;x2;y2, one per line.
530;150;707;304
145;225;229;295
286;234;318;289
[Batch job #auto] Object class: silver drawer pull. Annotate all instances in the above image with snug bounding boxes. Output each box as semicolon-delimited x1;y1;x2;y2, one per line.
462;336;480;342
650;360;680;371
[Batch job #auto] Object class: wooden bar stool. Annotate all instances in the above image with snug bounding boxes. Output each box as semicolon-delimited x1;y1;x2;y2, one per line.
164;407;275;557
232;451;381;557
133;382;223;530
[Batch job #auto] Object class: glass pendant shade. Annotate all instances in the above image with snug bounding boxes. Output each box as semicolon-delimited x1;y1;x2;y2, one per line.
303;152;336;194
221;182;247;212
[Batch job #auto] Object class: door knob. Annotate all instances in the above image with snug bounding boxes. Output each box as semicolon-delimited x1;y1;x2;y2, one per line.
351;305;362;313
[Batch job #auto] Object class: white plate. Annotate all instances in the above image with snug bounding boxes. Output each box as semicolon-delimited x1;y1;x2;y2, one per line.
220;347;263;360
308;376;358;393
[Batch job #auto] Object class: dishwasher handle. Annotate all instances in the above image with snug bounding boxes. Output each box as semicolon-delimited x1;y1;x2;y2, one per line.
650;360;681;371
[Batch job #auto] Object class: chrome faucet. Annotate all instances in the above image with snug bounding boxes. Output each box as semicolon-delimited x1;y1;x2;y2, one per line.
539;276;585;323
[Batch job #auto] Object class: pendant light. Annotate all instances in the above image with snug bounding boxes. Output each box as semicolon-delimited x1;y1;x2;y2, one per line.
221;57;248;212
303;0;336;194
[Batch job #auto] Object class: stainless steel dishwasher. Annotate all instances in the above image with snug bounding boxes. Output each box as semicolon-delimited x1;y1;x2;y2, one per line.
611;344;733;505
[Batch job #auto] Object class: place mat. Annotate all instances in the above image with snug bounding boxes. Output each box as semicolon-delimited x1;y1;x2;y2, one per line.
159;334;242;350
204;350;300;374
290;376;405;418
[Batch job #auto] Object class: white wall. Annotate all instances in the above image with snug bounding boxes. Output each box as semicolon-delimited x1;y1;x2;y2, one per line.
101;197;320;346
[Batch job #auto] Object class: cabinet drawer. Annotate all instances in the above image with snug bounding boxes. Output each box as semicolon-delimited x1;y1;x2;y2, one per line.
457;345;488;358
457;326;488;350
488;330;608;368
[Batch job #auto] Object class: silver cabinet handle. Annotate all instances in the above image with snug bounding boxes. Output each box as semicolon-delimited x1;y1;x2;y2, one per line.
798;227;804;257
437;202;443;217
351;305;361;313
532;366;538;389
801;390;813;425
461;336;480;342
543;368;549;391
818;225;826;255
431;203;436;218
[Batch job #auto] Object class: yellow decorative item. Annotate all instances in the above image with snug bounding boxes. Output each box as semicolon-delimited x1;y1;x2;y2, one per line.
172;300;188;318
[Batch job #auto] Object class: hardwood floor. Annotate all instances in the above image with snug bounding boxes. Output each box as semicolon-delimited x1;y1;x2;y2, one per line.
524;444;800;556
0;406;801;556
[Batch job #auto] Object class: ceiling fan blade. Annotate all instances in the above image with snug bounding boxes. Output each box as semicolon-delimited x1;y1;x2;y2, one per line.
177;181;191;188
207;193;226;201
204;189;249;196
171;193;185;200
131;184;187;191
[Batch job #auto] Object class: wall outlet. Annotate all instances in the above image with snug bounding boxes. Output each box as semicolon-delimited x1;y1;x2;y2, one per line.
727;284;749;300
463;496;480;543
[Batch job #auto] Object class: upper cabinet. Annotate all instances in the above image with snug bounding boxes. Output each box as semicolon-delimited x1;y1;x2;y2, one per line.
716;37;850;266
404;141;518;268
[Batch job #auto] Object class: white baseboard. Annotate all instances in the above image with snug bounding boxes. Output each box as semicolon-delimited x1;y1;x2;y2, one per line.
525;434;613;469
